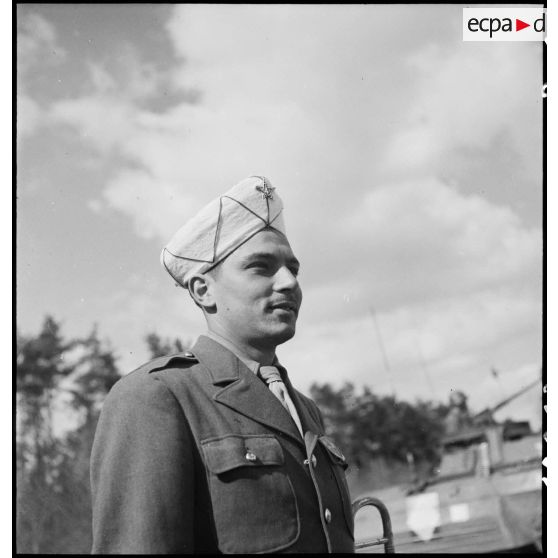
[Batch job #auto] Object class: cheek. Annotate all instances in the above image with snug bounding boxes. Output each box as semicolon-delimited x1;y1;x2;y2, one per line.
225;294;262;316
216;278;272;315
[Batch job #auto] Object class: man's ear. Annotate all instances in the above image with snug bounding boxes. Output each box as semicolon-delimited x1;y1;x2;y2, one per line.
188;273;216;311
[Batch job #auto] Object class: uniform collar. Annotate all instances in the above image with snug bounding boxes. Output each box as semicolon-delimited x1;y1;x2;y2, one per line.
191;335;323;446
192;335;254;384
205;330;281;376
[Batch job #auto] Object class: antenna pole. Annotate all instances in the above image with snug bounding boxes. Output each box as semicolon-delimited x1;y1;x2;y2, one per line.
490;366;508;400
415;330;437;400
408;316;437;400
370;307;396;398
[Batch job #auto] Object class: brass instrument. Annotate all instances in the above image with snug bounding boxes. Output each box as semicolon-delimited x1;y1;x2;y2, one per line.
352;497;395;553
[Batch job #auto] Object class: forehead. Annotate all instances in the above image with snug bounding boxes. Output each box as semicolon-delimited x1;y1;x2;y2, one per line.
227;229;296;262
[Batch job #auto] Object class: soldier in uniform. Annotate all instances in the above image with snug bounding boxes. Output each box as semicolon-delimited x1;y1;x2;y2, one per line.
90;176;355;553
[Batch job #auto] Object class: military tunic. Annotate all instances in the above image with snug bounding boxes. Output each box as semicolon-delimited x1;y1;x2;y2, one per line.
90;335;354;553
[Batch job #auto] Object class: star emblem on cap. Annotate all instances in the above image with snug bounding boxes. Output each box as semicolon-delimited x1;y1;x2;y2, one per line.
255;179;275;200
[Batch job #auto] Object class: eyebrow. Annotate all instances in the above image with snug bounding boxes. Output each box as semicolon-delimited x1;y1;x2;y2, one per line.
242;252;300;269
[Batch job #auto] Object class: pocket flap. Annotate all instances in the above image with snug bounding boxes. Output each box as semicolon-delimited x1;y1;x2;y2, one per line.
202;434;284;474
319;435;348;469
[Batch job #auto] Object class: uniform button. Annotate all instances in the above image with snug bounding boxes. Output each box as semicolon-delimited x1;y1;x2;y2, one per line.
304;454;318;467
245;451;257;461
324;508;332;523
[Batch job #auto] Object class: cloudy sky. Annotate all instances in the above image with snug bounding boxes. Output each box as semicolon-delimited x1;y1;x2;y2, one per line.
17;4;543;428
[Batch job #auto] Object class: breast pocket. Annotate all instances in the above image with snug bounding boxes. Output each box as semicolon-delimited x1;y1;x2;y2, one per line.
318;435;354;537
201;434;300;554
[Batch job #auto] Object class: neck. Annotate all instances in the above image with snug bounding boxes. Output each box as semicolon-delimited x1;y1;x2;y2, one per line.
207;326;277;365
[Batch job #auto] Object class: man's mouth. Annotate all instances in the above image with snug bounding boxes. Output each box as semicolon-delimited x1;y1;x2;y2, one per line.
270;301;299;314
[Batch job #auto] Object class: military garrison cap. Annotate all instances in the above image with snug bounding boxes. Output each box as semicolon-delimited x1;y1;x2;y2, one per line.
161;176;286;287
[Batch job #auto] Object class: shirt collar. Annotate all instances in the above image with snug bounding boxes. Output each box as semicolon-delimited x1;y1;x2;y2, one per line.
205;330;278;375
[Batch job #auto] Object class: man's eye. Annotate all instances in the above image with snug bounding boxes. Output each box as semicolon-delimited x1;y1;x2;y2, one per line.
248;262;269;270
289;267;300;277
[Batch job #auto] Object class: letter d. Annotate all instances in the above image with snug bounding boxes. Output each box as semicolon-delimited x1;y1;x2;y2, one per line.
534;13;545;33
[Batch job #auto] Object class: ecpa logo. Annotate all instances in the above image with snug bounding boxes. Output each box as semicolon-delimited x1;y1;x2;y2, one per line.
463;8;546;41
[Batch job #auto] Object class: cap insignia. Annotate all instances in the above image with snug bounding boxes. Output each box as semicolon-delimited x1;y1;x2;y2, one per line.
255;179;275;200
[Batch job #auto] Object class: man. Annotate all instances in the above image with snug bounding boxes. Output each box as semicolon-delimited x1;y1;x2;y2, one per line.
90;176;355;554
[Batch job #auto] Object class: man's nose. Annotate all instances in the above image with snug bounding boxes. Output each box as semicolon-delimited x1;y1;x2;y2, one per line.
274;266;299;291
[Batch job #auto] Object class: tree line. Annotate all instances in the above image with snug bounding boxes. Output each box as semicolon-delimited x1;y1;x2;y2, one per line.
16;315;451;553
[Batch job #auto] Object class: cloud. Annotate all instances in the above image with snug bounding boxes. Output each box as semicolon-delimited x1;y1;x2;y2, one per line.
43;6;420;239
383;41;542;178
285;285;541;407
292;176;541;321
44;6;541;262
99;168;198;240
17;5;541;428
17;94;42;141
50;95;137;154
17;11;66;141
48;41;178;156
89;45;165;101
17;11;66;73
346;178;540;297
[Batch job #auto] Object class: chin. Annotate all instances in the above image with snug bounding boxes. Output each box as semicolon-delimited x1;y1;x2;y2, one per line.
270;324;296;346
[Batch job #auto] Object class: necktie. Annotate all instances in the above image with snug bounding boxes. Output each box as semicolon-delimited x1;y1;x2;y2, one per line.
259;366;304;437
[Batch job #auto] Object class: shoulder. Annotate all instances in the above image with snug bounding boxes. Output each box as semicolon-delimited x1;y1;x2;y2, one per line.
92;355;201;465
135;351;200;377
106;352;201;402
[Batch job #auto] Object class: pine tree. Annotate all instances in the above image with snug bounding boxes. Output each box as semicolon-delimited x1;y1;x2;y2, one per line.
16;316;73;553
145;332;190;358
16;318;122;553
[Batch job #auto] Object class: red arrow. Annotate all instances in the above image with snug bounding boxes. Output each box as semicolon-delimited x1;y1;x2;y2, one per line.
516;19;530;31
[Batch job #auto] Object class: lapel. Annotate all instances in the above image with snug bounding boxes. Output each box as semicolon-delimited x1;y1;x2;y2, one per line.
279;367;324;436
192;335;305;447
